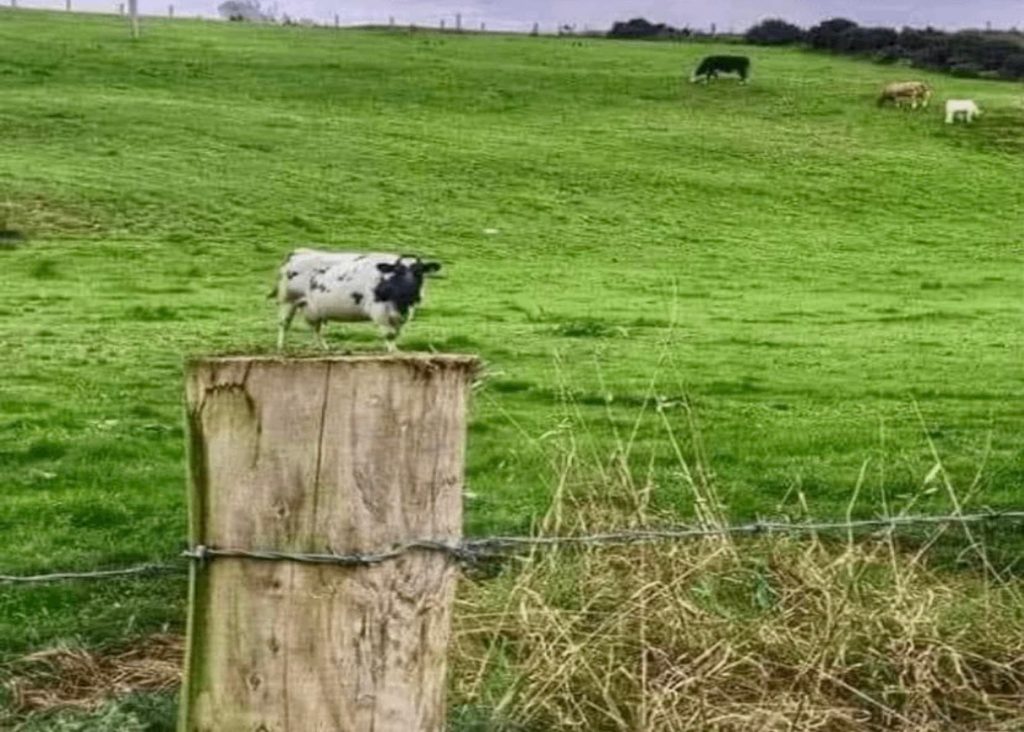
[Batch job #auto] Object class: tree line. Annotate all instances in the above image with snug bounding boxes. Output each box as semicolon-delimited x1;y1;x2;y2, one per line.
608;17;1024;81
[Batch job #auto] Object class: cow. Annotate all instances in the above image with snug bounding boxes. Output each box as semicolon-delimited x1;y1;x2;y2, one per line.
690;55;750;84
877;81;932;109
945;99;981;124
271;249;441;351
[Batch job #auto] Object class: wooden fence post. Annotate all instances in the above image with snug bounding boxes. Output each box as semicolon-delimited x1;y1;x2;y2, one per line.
127;0;139;38
179;354;477;732
168;4;173;17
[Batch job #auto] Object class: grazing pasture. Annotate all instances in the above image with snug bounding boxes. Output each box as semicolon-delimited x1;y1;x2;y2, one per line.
0;5;1022;693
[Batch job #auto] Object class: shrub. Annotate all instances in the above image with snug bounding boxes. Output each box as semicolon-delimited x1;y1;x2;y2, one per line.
607;17;689;40
873;45;903;64
744;18;804;46
1000;52;1024;78
837;26;899;52
807;17;859;49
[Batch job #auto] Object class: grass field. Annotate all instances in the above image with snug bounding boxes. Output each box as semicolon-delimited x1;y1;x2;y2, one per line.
1;3;1023;699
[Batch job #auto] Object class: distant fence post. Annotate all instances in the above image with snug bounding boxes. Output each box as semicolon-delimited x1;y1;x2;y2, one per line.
334;12;338;27
389;14;394;27
127;0;139;37
439;17;445;30
455;12;461;31
65;0;71;11
168;4;173;17
179;355;476;732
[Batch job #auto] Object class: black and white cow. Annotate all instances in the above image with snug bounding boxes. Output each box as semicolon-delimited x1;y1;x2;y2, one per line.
690;55;751;84
271;249;441;351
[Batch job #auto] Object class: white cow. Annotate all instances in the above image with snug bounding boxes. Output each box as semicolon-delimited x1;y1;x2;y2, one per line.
945;99;981;124
271;249;441;351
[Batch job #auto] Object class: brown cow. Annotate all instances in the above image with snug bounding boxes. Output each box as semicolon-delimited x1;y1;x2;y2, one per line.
878;81;933;109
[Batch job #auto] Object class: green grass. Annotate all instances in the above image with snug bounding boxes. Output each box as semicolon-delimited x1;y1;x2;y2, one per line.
1;8;1022;664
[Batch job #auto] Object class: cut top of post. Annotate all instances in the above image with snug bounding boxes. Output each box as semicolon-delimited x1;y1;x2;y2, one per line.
188;353;479;369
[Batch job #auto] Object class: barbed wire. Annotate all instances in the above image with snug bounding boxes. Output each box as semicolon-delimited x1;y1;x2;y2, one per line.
0;563;182;585
3;509;1024;585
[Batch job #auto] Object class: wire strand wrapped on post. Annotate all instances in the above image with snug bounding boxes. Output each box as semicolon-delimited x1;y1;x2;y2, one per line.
3;510;1023;584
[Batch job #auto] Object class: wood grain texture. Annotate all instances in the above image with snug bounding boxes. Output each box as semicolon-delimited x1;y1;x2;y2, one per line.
180;355;477;732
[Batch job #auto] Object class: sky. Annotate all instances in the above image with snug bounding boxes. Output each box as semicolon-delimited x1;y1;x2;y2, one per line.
17;0;1024;33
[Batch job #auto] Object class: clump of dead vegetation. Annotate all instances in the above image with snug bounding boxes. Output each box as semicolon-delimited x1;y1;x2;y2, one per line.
449;394;1024;731
452;531;1024;730
3;634;182;716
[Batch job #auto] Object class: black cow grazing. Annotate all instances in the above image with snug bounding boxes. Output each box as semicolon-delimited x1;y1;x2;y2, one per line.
690;55;750;84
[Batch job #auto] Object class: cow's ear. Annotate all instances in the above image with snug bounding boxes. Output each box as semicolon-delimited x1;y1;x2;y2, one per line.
422;262;442;274
377;263;396;273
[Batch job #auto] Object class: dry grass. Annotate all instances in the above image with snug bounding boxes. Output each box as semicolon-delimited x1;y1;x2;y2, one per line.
451;535;1024;731
3;635;182;714
449;394;1024;731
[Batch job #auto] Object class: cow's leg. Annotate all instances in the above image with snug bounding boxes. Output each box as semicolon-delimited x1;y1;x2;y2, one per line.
277;302;298;350
312;320;328;350
376;322;400;352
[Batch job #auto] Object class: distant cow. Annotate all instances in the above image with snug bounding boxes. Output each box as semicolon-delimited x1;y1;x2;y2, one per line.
877;81;932;109
691;55;750;84
946;99;981;123
271;249;441;351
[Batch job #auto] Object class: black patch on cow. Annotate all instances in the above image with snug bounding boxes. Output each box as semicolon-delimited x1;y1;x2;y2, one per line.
286;270;299;280
314;267;327;274
352;292;363;305
372;259;441;317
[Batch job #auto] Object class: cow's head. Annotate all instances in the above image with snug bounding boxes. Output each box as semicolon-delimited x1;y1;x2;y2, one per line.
374;257;443;317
